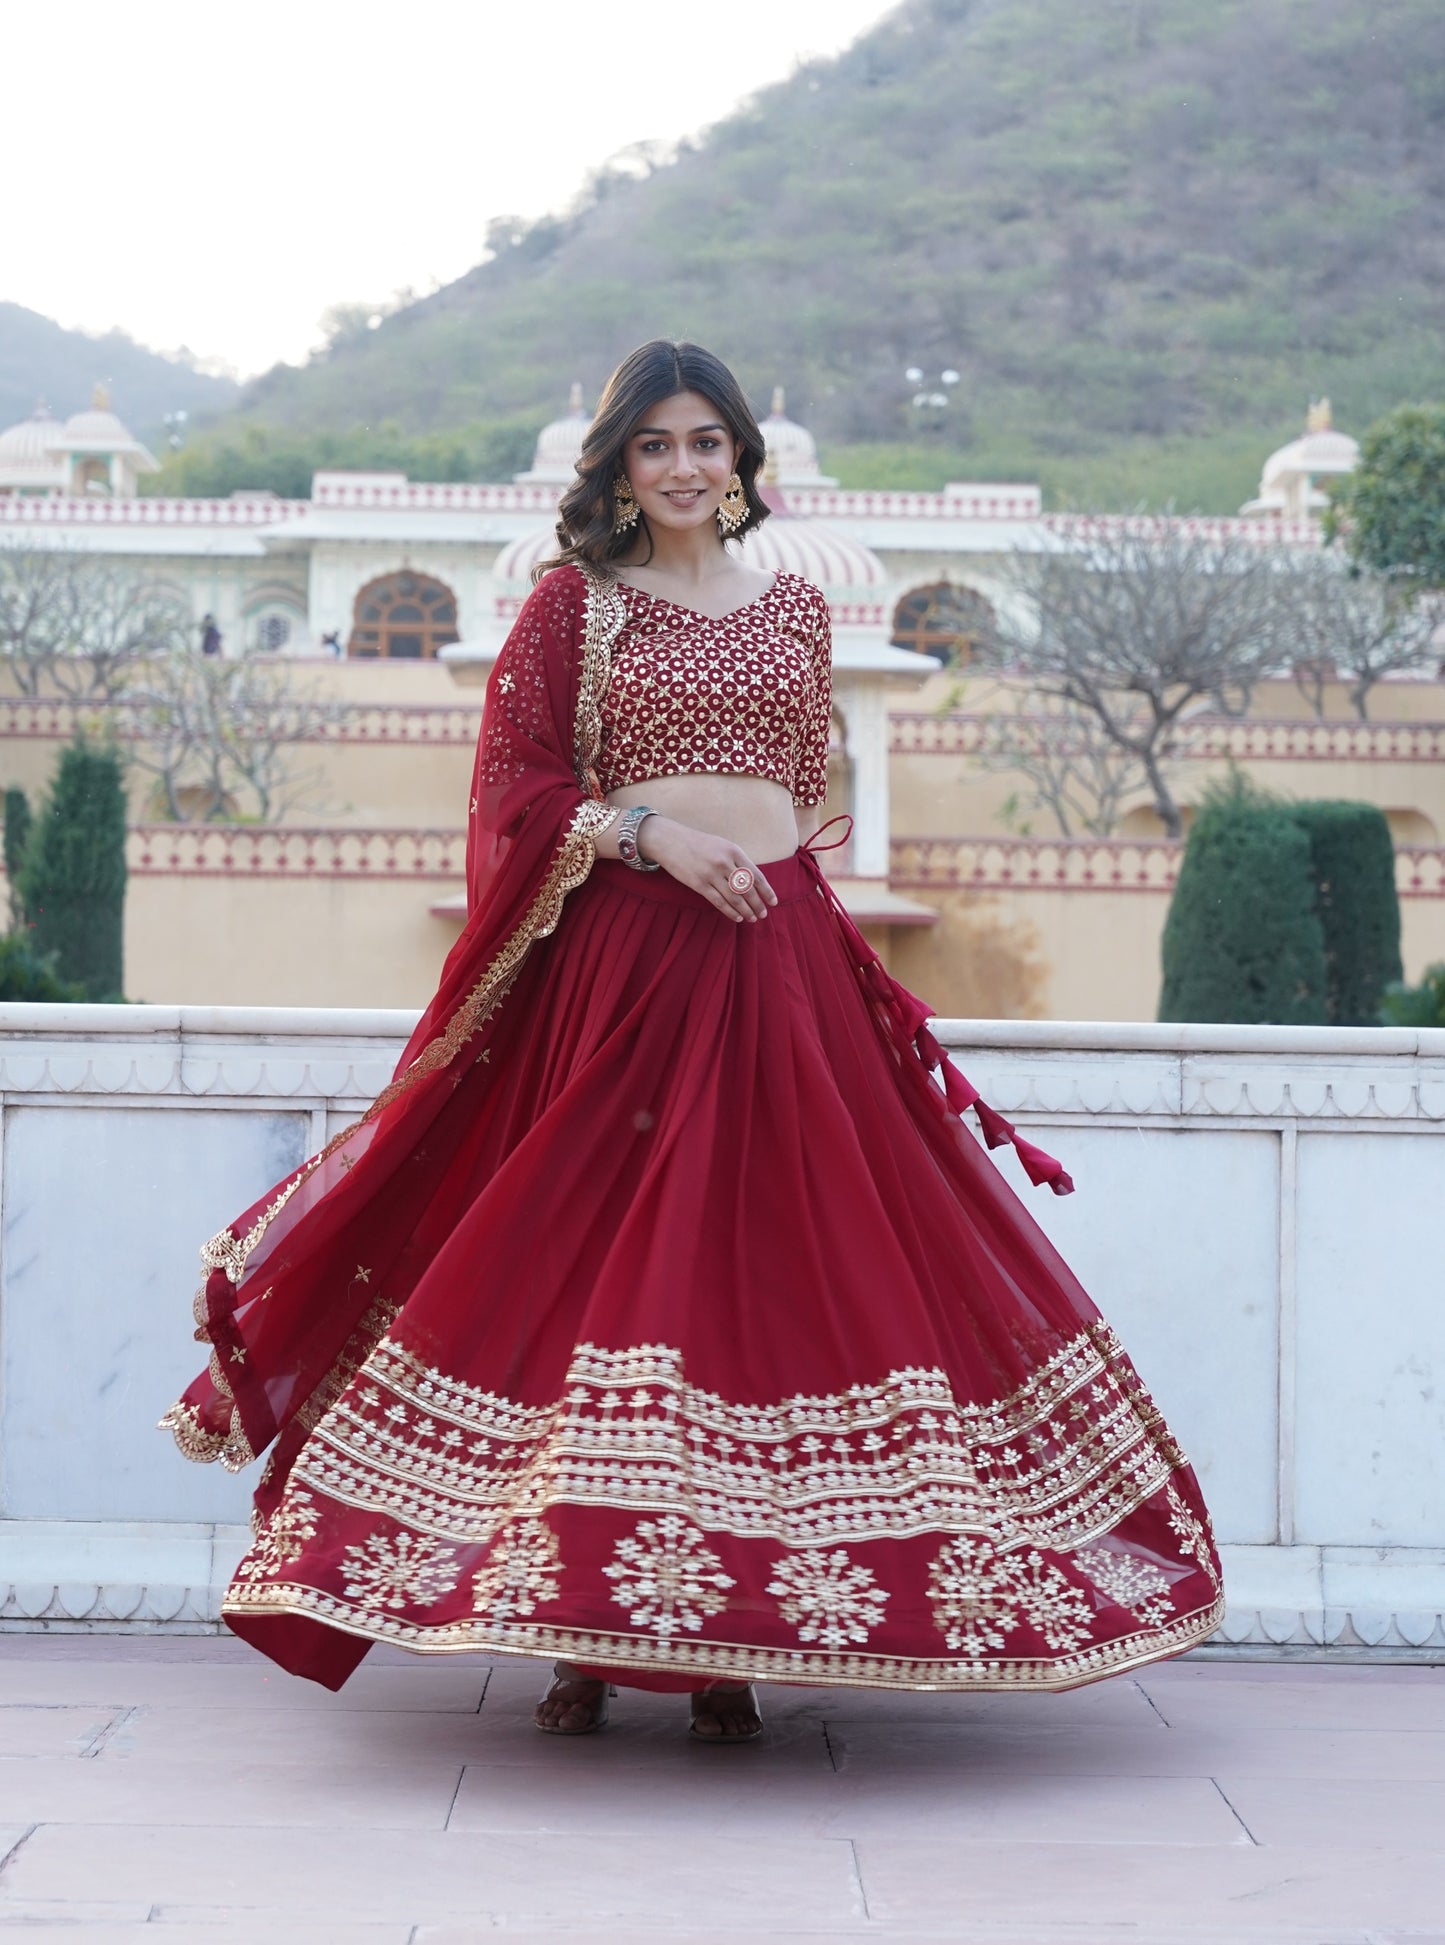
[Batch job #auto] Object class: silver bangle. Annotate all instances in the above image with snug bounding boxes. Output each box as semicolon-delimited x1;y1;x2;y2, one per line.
615;804;661;872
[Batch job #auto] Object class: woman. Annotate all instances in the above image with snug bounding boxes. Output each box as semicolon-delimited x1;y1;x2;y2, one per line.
163;340;1223;1742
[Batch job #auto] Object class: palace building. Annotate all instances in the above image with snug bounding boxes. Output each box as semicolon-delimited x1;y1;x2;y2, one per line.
1;388;1441;1020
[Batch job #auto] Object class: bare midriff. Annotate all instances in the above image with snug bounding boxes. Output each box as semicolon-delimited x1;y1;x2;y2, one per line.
607;772;817;866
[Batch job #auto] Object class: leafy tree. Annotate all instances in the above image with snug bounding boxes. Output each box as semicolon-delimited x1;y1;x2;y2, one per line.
1380;964;1445;1028
1327;403;1445;586
148;418;540;499
1160;779;1327;1025
0;934;84;1003
17;741;128;1002
1290;802;1401;1025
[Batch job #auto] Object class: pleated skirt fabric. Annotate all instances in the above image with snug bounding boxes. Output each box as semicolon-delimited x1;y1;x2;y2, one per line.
224;852;1223;1692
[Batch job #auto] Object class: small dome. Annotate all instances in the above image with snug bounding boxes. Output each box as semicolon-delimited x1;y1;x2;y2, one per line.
1242;399;1359;519
0;403;64;465
514;382;592;484
737;516;885;589
493;526;559;583
491;514;885;596
55;386;155;460
759;387;838;488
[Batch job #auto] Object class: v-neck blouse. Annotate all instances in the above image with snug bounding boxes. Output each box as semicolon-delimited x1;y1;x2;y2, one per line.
596;571;833;807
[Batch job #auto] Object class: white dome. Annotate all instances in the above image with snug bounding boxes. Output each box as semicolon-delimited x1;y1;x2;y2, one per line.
514;382;592;484
56;403;154;460
493;526;559;583
1260;426;1360;490
491;514;885;597
0;404;64;465
736;517;884;589
1242;401;1359;519
759;387;838;488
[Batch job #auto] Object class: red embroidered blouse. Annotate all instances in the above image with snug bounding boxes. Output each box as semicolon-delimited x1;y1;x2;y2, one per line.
595;570;833;808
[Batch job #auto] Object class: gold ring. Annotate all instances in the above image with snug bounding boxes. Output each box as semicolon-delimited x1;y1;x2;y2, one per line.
728;867;755;895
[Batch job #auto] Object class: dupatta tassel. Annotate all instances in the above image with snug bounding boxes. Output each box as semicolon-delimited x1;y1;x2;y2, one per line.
799;835;1074;1198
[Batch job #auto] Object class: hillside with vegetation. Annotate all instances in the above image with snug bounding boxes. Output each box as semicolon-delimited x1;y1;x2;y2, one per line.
160;0;1443;511
0;303;239;445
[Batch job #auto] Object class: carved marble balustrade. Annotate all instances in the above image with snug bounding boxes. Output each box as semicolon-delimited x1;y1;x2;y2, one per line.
0;1005;1441;1657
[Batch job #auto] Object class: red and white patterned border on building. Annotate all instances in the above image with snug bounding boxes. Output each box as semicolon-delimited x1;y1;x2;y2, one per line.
891;714;1445;764
115;824;1445;899
128;826;466;880
889;835;1445;899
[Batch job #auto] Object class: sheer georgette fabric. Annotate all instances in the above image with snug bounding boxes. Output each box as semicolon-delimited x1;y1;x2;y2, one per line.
162;564;1223;1693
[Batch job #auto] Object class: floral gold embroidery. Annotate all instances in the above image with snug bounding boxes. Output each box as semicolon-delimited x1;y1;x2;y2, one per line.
603;1515;734;1642
290;1330;1182;1558
1074;1544;1175;1628
472;1517;563;1621
340;1530;461;1614
767;1548;889;1649
927;1533;1094;1655
236;1489;320;1582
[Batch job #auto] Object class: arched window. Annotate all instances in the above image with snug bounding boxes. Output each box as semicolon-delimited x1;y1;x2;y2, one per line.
348;571;460;659
889;582;994;667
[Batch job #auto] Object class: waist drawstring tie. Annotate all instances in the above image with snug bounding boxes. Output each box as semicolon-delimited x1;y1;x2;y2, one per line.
799;817;1074;1196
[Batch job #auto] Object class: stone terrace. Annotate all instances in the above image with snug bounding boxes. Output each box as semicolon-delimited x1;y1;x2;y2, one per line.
0;1637;1442;1941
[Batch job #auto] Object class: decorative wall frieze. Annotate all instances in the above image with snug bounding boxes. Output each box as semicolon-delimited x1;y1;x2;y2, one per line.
892;711;1445;765
893;835;1445;899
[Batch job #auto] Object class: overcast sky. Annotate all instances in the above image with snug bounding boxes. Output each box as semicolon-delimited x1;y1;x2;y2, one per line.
2;0;896;378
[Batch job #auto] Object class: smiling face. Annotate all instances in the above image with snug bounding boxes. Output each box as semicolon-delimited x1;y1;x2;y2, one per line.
621;390;740;536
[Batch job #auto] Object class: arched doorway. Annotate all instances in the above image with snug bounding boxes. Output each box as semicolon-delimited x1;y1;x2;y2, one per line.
349;571;460;659
890;582;994;667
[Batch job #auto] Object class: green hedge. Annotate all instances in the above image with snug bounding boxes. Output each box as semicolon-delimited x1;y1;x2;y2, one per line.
1290;801;1402;1026
16;741;127;1002
1160;781;1327;1025
1160;784;1403;1026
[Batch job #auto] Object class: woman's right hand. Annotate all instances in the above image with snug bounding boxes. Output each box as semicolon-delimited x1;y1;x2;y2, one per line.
637;816;777;923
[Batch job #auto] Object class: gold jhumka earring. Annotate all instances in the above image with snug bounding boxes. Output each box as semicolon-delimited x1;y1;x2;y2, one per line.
716;471;747;537
613;475;640;533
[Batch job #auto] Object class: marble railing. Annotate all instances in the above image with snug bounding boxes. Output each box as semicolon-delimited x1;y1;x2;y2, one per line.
0;1005;1442;1655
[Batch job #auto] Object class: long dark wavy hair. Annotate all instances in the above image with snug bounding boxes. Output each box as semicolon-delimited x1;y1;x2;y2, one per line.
535;340;769;580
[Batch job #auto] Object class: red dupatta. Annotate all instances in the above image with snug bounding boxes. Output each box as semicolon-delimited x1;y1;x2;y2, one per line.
161;565;624;1476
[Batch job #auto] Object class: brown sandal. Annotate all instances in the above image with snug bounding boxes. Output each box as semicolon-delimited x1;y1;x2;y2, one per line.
534;1661;616;1735
689;1681;764;1743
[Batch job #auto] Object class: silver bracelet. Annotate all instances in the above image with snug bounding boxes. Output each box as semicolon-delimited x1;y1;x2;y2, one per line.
615;804;661;872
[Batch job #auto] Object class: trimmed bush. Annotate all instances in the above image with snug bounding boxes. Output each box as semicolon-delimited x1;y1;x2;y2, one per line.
0;934;84;1003
1380;964;1445;1028
17;741;128;1002
4;785;31;927
1160;780;1327;1025
1290;801;1402;1026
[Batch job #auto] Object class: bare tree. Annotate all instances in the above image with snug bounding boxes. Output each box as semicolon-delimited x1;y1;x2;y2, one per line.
0;547;189;699
120;648;339;822
1291;560;1440;721
972;692;1184;838
980;522;1306;838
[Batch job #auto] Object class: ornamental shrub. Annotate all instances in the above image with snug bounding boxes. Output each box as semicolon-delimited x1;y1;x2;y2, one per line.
1290;801;1402;1026
1380;964;1445;1028
1159;779;1327;1025
17;740;128;1002
0;934;84;1003
4;785;32;927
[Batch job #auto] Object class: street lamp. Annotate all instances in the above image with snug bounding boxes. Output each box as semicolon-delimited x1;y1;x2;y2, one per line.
904;367;960;429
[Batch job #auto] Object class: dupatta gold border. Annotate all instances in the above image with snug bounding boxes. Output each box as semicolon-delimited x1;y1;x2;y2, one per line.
162;569;624;1470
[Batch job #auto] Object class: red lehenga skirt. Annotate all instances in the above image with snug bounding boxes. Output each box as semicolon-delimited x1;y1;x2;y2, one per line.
210;849;1223;1692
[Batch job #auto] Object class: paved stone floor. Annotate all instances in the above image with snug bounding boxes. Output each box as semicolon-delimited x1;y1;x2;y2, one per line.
0;1638;1442;1942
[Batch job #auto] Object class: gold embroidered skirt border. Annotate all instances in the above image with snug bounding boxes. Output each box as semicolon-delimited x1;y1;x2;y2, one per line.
221;1581;1226;1692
